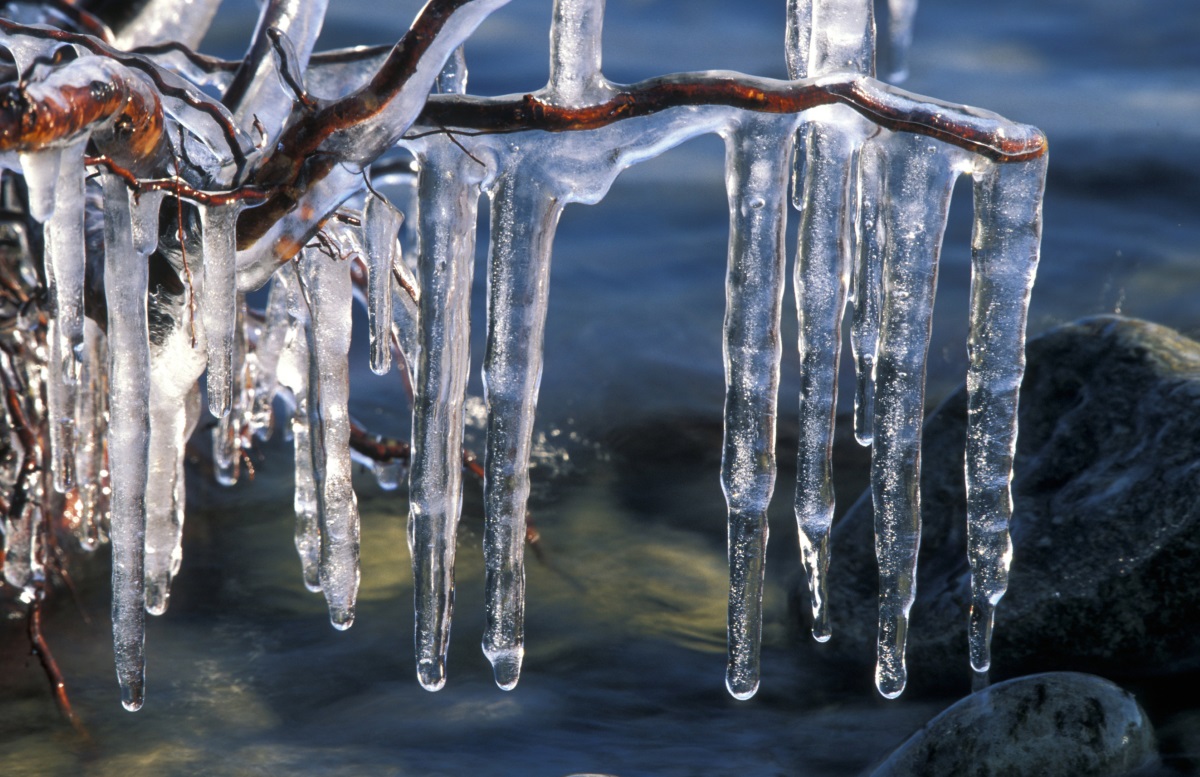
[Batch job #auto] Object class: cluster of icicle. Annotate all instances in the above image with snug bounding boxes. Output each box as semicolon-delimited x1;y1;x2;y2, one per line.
0;0;1045;709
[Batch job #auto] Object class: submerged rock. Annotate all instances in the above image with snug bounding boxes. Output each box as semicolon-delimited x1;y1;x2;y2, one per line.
796;316;1200;690
868;672;1157;777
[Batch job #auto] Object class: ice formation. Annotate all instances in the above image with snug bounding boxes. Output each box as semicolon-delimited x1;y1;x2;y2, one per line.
0;0;1045;708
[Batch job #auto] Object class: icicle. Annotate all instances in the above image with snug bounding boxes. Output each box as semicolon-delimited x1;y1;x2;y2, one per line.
786;0;875;80
131;191;167;258
72;320;108;551
298;248;360;630
720;116;794;700
791;113;865;644
408;141;482;691
43;140;88;494
16;148;62;224
45;319;75;493
481;169;563;690
390;253;421;381
248;277;292;441
434;46;468;95
787;0;875;646
884;0;919;82
964;153;1047;672
45;139;87;373
212;412;240;486
102;173;152;711
144;302;206;615
211;303;246;486
200;203;241;418
367;458;405;491
364;193;402;376
276;302;321;592
870;132;966;699
850;136;886;446
546;0;610;108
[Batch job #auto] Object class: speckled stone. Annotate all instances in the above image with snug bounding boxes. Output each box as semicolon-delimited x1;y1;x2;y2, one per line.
793;316;1200;691
868;672;1157;777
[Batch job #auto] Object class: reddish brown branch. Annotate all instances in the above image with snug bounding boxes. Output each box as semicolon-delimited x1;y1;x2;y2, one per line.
348;419;410;463
85;154;268;206
416;75;1047;163
0;56;164;163
0;17;249;172
239;0;487;246
39;0;114;43
130;41;239;73
28;591;87;737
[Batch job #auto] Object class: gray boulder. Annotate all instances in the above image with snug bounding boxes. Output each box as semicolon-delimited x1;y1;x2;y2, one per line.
797;316;1200;690
868;672;1157;777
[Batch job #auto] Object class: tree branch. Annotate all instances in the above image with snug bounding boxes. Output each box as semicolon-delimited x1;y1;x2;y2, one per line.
415;74;1046;163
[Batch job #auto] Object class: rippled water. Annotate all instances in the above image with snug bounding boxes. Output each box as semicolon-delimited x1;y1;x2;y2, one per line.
2;0;1198;774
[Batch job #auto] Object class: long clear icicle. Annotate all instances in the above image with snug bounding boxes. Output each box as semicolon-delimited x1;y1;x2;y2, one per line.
200;203;241;417
212;303;246;486
248;277;292;441
884;0;919;82
73;321;107;551
787;0;874;647
721;116;794;700
102;173;152;711
409;142;481;691
792;115;863;643
481;169;562;690
364;193;401;376
870;132;964;698
850;136;885;446
43;140;87;494
299;249;360;629
45;319;74;493
547;0;610;108
964;154;1047;672
786;0;874;81
276;290;321;592
144;191;205;614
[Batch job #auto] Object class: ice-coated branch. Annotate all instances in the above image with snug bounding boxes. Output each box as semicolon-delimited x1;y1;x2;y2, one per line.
0;0;1051;711
84;0;222;50
414;74;1045;164
222;0;330;144
0;53;166;168
234;0;513;288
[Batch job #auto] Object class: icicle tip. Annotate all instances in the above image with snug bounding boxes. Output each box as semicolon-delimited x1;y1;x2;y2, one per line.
417;658;447;692
120;683;144;712
486;646;523;691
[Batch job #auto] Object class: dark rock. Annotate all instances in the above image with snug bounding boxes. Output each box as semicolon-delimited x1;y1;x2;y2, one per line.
795;316;1200;691
868;672;1157;777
